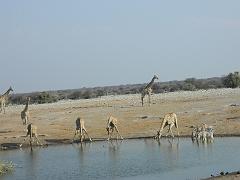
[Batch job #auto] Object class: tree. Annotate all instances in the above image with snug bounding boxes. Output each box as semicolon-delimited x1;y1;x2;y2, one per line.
37;92;57;104
223;72;240;88
96;89;105;97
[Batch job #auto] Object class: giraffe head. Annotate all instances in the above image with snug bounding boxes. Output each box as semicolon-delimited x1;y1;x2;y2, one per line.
9;86;13;92
153;75;159;80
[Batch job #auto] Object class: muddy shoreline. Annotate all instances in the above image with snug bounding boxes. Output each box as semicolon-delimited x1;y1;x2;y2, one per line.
1;134;240;151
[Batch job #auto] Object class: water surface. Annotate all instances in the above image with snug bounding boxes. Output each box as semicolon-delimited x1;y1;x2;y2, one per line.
0;138;240;180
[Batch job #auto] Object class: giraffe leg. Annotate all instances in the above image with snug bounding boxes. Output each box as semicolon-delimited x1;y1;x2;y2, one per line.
21;118;24;125
157;122;168;139
115;126;123;140
34;135;43;146
72;131;77;142
83;128;92;141
107;129;110;141
108;128;114;141
176;127;180;137
19;135;29;147
3;103;5;114
80;128;84;142
29;136;33;147
174;119;180;137
169;124;175;138
156;130;162;139
110;129;114;140
0;103;2;113
24;116;28;125
148;94;151;106
141;96;144;106
166;125;171;137
26;116;28;125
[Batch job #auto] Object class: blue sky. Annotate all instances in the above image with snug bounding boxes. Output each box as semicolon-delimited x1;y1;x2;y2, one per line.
0;0;240;93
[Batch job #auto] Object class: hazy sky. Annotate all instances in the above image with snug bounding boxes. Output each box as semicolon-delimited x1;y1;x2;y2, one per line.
0;1;240;93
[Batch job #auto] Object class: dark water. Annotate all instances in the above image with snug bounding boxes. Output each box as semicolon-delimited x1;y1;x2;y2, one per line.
0;138;240;180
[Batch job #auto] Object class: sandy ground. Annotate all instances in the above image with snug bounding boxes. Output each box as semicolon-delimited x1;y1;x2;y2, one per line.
0;88;240;146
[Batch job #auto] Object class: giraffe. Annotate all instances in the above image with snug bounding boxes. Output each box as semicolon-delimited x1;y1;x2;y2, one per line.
21;97;30;125
19;123;43;147
0;87;13;114
155;113;179;139
106;116;123;141
141;75;158;106
73;117;92;142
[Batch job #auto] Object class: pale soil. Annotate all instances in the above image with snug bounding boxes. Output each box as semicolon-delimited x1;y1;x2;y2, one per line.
0;88;240;146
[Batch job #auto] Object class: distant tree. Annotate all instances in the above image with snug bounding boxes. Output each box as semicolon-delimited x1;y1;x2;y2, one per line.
68;91;82;100
185;78;196;85
182;83;196;91
130;87;140;94
81;90;92;99
37;92;57;104
9;95;25;105
96;89;105;97
223;72;240;88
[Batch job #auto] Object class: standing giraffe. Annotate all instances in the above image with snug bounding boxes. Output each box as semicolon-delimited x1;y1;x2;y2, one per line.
21;97;30;125
141;75;158;106
155;113;179;139
0;87;13;114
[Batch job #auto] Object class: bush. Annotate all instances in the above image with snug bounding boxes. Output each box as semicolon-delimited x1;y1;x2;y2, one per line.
223;72;240;88
182;83;196;91
68;91;82;100
36;92;58;104
185;78;196;85
96;89;105;97
0;161;14;175
81;90;92;99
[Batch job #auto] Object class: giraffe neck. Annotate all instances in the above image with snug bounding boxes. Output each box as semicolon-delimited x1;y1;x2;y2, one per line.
3;88;12;97
0;88;12;102
145;77;156;89
23;100;29;111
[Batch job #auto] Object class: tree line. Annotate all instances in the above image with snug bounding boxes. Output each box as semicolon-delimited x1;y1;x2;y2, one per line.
9;71;240;105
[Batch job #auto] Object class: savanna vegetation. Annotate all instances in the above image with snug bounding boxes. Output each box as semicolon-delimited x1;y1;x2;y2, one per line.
0;161;14;175
8;72;240;105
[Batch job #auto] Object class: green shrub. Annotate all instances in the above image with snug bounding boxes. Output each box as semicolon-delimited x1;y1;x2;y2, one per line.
182;83;196;91
81;90;92;99
68;91;82;100
96;90;105;97
36;92;58;104
223;72;240;88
